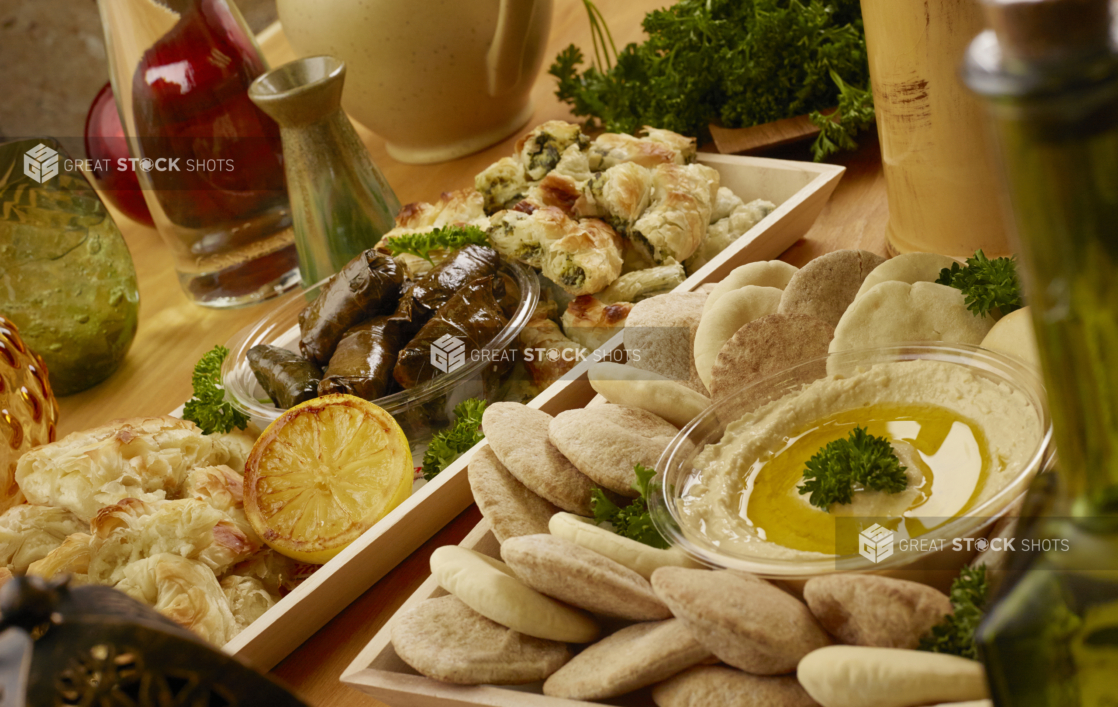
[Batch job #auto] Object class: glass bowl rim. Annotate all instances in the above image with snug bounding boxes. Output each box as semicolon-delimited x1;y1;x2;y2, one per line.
221;258;540;420
649;341;1055;575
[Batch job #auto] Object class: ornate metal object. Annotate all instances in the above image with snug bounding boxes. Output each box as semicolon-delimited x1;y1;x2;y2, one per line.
0;576;308;707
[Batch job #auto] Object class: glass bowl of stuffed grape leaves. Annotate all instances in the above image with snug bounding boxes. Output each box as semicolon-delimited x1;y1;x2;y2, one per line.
222;245;539;449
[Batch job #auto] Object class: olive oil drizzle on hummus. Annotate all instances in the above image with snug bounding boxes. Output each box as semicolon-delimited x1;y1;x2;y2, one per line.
741;404;991;555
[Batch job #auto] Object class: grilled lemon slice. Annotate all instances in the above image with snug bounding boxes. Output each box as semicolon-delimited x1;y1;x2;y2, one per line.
244;394;413;563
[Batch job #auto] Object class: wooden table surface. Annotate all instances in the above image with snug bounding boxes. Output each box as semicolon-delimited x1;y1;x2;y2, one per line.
57;1;889;704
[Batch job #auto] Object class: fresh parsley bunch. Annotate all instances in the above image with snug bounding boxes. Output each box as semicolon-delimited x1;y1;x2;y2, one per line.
936;250;1023;318
383;225;490;264
799;426;908;509
550;0;872;160
919;566;989;659
591;463;669;549
182;345;249;435
422;398;488;481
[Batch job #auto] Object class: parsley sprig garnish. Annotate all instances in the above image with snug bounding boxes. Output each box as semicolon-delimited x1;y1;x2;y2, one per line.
936;250;1023;318
799;426;908;509
383;225;490;264
591;464;669;549
809;71;876;162
182;345;249;435
422;398;488;481
919;566;989;660
550;0;872;157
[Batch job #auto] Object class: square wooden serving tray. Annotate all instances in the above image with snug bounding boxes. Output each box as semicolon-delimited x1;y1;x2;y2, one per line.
222;154;845;670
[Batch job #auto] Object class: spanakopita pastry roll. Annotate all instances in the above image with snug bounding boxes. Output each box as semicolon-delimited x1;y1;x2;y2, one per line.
597;261;687;304
516;120;590;180
488;206;573;268
14;416;249;523
561;295;633;351
476;157;531;214
587;127;696;171
685;198;776;274
631;164;720;264
115;553;239;645
541;218;625;296
519;302;588;390
575;162;654;236
0;504;86;573
517;145;595;215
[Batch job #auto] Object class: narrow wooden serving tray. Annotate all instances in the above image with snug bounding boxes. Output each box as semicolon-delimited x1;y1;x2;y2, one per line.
222;154;844;670
341;519;634;707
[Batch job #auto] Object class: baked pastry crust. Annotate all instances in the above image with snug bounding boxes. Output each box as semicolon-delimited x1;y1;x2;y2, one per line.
0;504;86;573
15;416;250;523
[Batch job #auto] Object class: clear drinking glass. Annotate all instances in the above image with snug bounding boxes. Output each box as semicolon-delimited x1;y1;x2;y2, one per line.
97;0;300;307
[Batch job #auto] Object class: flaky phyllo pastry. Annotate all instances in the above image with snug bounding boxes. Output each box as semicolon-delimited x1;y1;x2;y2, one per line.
1;416;301;646
372;120;776;387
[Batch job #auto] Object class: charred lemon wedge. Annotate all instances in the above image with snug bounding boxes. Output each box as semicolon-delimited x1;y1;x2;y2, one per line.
244;394;413;563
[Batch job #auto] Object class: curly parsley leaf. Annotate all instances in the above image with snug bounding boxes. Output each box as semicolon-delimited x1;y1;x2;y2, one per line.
182;345;249;435
551;0;871;154
591;463;669;549
810;71;876;162
383;225;491;264
799;426;908;509
936;250;1023;318
919;566;989;660
422;398;488;481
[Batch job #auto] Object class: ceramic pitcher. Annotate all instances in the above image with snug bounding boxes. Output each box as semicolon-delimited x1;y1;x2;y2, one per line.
277;0;554;164
861;0;1011;258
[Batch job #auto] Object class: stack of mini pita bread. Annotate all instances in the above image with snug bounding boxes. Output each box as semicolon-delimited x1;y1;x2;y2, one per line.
386;248;1031;707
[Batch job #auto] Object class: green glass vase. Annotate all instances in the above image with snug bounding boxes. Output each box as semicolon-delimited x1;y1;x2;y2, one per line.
0;138;140;396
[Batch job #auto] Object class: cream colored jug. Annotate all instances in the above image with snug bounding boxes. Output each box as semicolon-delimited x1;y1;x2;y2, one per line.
861;0;1011;258
278;0;553;164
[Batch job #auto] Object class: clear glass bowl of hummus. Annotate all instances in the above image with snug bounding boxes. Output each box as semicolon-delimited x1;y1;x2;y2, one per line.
650;343;1053;579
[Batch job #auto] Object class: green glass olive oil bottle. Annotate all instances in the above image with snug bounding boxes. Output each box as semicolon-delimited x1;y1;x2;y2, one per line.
964;0;1118;704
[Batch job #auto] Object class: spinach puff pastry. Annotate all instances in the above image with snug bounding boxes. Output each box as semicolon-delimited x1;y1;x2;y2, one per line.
487;206;573;269
516;120;590;180
575;162;654;236
476;157;530;214
588;127;697;171
630;164;721;264
541;218;625;296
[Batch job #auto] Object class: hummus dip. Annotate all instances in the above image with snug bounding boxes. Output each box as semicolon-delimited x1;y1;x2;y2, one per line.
678;360;1043;560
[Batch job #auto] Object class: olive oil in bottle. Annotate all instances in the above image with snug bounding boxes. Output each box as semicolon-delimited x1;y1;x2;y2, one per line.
963;0;1118;703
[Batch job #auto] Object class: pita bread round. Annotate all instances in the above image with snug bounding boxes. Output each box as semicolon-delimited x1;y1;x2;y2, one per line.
653;666;819;707
625;292;708;395
709;313;833;407
390;595;571;685
651;568;831;675
856;252;958;299
543;619;711;700
430;545;599;643
797;646;989;707
482;402;596;515
703;261;799;315
501;534;671;621
549;512;700;580
980;307;1040;369
468;445;561;543
694;286;783;390
588;362;710;428
779;249;885;327
829;281;995;370
549;404;678;496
